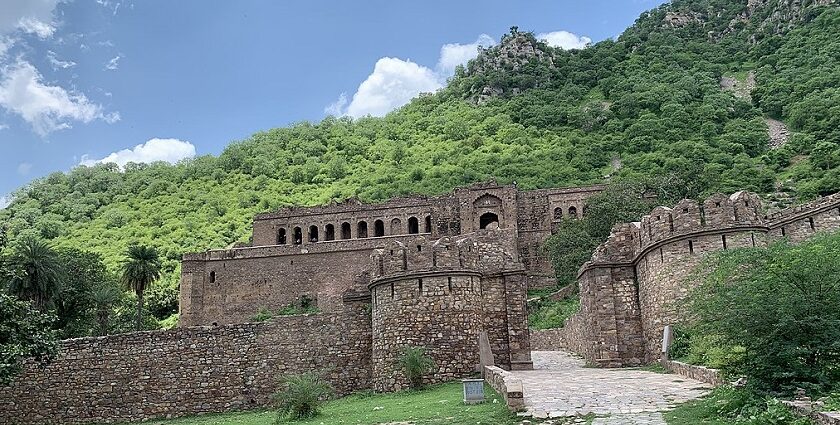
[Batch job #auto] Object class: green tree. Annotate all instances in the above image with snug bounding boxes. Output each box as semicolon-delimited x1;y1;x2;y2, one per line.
90;285;123;336
1;236;64;310
685;235;840;394
0;293;58;384
120;244;162;331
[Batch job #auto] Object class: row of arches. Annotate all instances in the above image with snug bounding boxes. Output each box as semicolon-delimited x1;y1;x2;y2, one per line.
277;216;433;245
553;206;581;220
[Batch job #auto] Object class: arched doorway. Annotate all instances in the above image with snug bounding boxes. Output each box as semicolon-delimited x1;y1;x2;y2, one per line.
479;212;499;229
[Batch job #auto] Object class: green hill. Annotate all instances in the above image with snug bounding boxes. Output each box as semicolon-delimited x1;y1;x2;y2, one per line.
1;0;838;313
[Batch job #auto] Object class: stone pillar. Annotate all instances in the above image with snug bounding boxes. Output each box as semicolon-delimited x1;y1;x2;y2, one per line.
503;272;533;370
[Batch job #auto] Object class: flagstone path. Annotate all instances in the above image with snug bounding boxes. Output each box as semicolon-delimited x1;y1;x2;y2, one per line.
511;351;712;423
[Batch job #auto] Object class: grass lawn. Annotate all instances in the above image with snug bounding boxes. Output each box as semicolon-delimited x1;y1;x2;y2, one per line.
139;382;524;425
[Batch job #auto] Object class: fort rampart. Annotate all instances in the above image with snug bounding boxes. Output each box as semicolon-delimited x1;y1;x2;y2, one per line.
536;191;840;366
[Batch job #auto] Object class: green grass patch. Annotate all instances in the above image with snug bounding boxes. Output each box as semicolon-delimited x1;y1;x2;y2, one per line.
136;382;523;425
528;297;580;330
665;387;813;425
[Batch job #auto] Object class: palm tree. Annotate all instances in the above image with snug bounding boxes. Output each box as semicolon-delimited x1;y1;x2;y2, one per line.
90;285;122;336
120;244;161;331
3;236;64;310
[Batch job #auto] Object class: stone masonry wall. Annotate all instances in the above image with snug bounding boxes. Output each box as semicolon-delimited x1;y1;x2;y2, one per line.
541;191;840;367
0;306;371;425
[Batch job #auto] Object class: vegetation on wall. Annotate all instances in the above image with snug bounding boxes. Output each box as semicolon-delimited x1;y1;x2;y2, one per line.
679;233;840;396
0;0;838;333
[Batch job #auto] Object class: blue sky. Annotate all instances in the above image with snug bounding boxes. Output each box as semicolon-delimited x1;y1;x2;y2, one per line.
0;0;666;207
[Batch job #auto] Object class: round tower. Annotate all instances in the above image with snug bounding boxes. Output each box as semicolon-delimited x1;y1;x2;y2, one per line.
368;236;484;392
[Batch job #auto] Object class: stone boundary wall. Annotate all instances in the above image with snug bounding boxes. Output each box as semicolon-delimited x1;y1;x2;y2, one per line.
0;308;371;425
529;311;589;358
662;360;724;386
783;401;840;425
484;366;524;411
536;191;840;367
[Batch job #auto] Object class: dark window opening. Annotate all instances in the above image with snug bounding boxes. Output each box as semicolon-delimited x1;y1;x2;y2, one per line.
448;277;453;292
390;283;394;299
418;278;423;293
408;217;419;234
659;248;664;263
424;216;432;233
568;206;578;219
209;271;216;283
479;212;499;229
325;224;335;241
688;240;694;254
809;217;815;230
390;218;402;235
309;225;319;243
277;228;287;245
722;234;728;250
357;221;368;238
715;202;721;207
751;233;756;247
341;222;351;239
374;220;385;237
553;207;563;220
781;226;786;237
416;245;422;252
293;227;302;245
683;208;689;213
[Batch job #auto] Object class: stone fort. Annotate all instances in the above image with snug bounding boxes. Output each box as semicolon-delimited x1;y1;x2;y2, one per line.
1;182;839;424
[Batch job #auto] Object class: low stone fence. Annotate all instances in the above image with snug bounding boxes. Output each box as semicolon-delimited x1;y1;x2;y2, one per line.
0;308;371;425
662;360;724;386
783;401;840;425
530;311;589;359
484;366;524;411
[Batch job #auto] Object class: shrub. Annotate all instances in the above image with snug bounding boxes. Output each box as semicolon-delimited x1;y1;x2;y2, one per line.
397;347;435;390
274;373;333;421
684;234;840;395
666;386;812;424
252;307;273;322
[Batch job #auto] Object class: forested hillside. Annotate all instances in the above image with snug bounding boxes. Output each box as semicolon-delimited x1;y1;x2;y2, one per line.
1;0;838;330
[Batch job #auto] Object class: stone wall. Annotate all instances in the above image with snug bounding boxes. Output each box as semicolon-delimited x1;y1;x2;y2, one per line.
182;182;605;327
539;191;840;367
484;366;524;411
662;360;724;386
0;306;371;425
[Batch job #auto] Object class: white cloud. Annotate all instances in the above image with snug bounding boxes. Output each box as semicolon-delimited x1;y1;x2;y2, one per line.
0;60;118;136
0;1;60;38
537;30;592;50
17;162;32;175
339;57;443;118
0;123;8;130
47;50;75;70
327;35;497;118
437;34;495;75
0;195;10;209
104;54;121;70
80;138;196;168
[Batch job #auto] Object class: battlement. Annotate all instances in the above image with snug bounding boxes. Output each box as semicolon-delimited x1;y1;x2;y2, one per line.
766;192;840;225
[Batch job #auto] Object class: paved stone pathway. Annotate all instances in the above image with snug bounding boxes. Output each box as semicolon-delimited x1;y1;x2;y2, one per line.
511;351;712;421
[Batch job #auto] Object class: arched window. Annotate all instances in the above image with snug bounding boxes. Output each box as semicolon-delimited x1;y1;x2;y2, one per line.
408;217;419;234
390;218;402;235
277;228;287;245
553;207;563;220
424;216;432;233
568;206;578;219
325;224;335;241
479;212;499;229
357;221;368;238
309;225;319;243
293;227;303;245
374;220;385;237
341;222;351;239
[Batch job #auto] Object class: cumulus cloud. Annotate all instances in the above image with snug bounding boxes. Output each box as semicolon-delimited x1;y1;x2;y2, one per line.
327;34;496;118
339;57;443;118
79;138;196;168
537;30;592;50
0;60;118;136
437;34;495;75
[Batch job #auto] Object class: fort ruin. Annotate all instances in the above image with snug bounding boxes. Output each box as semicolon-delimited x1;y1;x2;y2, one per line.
1;182;839;424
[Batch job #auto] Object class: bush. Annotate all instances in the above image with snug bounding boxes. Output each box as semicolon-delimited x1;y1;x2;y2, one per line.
528;297;580;330
684;234;840;395
666;386;812;425
397;347;435;390
274;373;333;421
